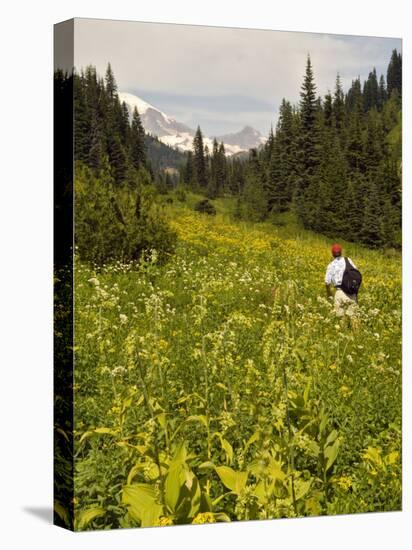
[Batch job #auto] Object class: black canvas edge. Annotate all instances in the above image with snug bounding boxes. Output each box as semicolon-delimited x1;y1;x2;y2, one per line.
53;18;75;531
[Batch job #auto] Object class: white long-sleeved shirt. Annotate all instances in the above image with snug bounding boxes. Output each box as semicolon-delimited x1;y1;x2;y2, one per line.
325;256;357;287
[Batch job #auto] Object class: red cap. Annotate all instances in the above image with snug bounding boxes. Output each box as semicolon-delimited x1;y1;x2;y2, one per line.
331;243;342;257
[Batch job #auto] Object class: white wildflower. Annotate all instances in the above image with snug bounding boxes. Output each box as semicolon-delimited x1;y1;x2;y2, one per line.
111;366;126;376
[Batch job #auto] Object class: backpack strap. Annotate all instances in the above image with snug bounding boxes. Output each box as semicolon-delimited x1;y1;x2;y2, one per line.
338;257;350;295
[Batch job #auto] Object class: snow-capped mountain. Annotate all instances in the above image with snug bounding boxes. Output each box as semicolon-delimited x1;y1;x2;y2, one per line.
118;92;265;156
215;126;266;151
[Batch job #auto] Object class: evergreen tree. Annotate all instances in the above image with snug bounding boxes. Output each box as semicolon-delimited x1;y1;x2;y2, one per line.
119;101;131;144
193;126;207;189
333;74;346;131
105;62;118;102
241;149;267;221
377;74;387;111
346;78;363;113
182;151;194;187
265;139;282;212
318;129;347;234
263;126;275;163
387;49;402;98
74;72;90;162
108;135;127;183
382;88;401;133
100;65;128;183
364;108;384;177
359;177;384;247
299;55;319;177
343;173;366;242
208;138;220;198
130;106;146;170
297;55;321;225
280;100;299;204
363;68;379;111
384;156;402;214
204;144;211;190
88;115;104;171
265;99;298;213
228;158;245;195
380;197;398;247
217;142;227;194
84;65;99;105
324;92;333;127
82;66;106;171
346;91;365;174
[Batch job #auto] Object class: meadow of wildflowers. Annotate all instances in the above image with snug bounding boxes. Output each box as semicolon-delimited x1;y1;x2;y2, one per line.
72;198;401;530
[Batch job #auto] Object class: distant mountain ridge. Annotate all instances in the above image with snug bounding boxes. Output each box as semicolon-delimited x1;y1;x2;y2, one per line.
119;92;265;155
214;126;266;150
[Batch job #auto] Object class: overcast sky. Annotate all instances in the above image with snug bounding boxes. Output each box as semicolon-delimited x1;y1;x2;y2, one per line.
74;18;401;136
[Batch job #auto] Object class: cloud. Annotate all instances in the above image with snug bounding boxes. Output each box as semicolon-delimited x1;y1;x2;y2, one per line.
74;18;401;134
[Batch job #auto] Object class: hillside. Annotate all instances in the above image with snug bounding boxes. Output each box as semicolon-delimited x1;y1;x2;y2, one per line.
145;133;187;173
73;196;401;528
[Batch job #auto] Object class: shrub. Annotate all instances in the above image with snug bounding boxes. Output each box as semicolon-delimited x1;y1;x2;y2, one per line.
194;199;216;215
75;161;177;264
175;186;187;203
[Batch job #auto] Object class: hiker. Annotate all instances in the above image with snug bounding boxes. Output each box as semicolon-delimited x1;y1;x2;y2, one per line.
325;244;362;323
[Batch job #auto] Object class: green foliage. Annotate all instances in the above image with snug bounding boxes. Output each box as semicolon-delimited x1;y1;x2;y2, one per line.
72;202;401;529
74;64;148;185
67;51;403;530
194;199;217;215
75;162;176;264
154;49;396;251
71;64;184;266
193;126;207;189
239;149;267;221
122;484;163;527
145;134;186;175
359;178;384;248
215;466;248;495
208;140;227;198
387;49;402;98
130;107;146;170
298;55;321;183
333;74;346;131
242;51;401;250
75;507;106;531
363;68;379;112
181;150;195;187
174;185;187;203
265;100;297;213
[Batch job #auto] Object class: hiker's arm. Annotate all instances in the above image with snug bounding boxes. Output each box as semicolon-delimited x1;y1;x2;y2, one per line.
325;265;333;299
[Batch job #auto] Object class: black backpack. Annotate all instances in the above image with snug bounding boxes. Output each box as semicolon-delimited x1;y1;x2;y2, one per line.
340;257;362;295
